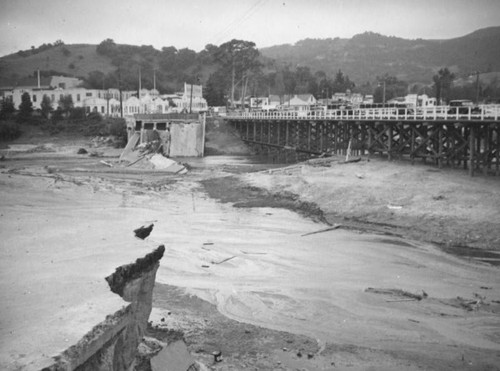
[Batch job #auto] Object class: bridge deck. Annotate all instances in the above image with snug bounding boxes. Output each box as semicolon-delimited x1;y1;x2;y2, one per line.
227;105;500;122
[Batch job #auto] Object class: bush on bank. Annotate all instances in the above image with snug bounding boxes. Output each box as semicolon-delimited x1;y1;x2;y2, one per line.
45;112;128;147
0;110;127;147
0;120;23;141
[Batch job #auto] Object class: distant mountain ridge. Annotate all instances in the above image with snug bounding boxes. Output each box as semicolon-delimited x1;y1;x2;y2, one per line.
259;26;500;84
0;27;499;88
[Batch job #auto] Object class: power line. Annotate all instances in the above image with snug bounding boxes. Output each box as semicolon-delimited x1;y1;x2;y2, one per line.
208;0;268;46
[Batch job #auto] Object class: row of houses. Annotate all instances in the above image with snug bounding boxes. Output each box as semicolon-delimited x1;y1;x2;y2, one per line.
0;76;208;116
241;92;437;111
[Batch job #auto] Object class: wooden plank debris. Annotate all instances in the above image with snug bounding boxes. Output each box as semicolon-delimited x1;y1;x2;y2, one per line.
211;256;236;265
301;224;341;237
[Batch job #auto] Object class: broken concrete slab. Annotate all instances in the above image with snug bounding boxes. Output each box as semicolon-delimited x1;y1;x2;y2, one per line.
150;340;197;371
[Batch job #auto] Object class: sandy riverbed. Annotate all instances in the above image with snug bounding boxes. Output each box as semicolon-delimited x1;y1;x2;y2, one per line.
1;135;499;370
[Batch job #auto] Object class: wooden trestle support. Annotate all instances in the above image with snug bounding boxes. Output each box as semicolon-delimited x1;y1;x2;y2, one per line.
228;119;500;176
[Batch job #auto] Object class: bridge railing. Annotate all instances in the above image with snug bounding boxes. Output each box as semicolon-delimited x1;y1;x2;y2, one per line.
226;105;500;122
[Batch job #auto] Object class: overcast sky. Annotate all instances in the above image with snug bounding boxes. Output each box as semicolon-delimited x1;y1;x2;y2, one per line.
1;0;499;57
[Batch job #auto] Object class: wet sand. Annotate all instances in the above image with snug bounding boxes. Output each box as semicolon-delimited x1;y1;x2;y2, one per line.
1;145;499;370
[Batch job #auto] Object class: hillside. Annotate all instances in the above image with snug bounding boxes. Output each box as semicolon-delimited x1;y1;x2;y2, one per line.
1;27;499;89
0;44;115;85
260;27;500;84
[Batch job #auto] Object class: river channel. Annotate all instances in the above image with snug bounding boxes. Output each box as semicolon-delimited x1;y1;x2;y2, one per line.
2;153;500;369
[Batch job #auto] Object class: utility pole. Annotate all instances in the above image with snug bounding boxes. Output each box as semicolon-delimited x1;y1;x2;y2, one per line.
230;58;235;109
189;81;194;113
118;67;123;118
475;71;480;104
138;66;142;98
382;80;386;105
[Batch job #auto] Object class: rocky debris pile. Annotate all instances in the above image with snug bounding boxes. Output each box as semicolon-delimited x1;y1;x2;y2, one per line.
90;136;115;148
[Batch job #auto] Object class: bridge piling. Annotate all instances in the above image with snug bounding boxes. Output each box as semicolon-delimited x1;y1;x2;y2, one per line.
226;107;500;176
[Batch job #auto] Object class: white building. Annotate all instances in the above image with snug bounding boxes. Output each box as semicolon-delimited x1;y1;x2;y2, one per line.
3;77;207;117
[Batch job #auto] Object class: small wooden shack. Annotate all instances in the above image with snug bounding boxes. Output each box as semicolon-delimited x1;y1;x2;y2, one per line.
125;113;205;157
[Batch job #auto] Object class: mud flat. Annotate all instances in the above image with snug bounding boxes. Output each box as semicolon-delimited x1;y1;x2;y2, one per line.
1;140;500;370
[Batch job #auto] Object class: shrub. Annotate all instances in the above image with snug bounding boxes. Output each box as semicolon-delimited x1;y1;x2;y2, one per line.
69;107;86;120
109;118;127;147
0;121;23;141
51;108;65;122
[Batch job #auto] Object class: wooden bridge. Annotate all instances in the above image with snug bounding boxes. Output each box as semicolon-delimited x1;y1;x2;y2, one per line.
224;105;500;176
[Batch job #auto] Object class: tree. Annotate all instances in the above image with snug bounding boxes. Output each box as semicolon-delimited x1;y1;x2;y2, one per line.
214;39;261;107
17;92;33;122
40;95;53;119
58;95;74;117
204;73;226;106
96;38;116;55
331;69;355;93
86;70;106;89
0;99;15;120
282;65;297;98
433;68;455;104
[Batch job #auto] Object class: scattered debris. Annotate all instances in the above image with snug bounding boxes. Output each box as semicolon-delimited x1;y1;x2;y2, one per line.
90;136;114;148
100;160;113;167
365;287;428;301
339;157;361;164
201;265;210;268
212;351;222;363
454;296;484;311
26;144;55;153
241;251;267;255
203;242;214;246
433;195;445;201
301;224;342;237
355;173;364;179
305;157;338;167
211;256;236;265
134;224;154;240
387;204;403;210
125;155;146;167
408;318;420;323
89;151;103;157
77;148;88;155
480;286;492;290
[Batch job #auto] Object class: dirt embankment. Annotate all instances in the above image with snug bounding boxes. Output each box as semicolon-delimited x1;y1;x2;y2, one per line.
202;156;500;259
150;284;320;370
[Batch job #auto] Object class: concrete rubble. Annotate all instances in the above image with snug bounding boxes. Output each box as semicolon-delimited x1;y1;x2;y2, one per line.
119;133;188;174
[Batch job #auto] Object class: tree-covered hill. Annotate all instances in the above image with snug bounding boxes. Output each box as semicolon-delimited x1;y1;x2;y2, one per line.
1;27;499;104
260;26;500;84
